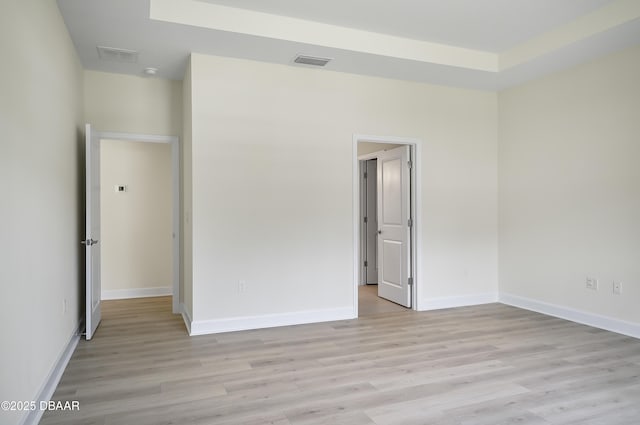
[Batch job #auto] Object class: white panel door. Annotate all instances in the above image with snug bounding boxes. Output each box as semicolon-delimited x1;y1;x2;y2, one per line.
377;146;411;307
84;124;101;340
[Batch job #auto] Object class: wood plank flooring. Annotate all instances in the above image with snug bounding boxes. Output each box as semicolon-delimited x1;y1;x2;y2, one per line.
41;293;640;425
358;285;408;316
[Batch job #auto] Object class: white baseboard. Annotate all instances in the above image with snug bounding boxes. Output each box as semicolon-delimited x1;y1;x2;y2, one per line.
180;302;192;335
179;291;638;340
101;286;172;300
500;292;640;339
189;307;356;336
20;328;79;425
418;292;498;311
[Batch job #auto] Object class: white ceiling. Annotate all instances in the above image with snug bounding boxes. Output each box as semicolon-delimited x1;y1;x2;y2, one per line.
56;0;640;90
201;0;613;52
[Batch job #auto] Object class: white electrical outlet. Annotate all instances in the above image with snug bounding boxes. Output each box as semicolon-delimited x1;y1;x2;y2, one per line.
613;281;622;295
586;277;598;290
238;280;247;293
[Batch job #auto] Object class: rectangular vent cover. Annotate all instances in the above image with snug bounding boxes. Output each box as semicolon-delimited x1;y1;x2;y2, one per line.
97;46;139;63
293;55;332;67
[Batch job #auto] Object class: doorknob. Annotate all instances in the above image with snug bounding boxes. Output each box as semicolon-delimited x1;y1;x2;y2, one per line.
378;230;382;234
81;239;99;246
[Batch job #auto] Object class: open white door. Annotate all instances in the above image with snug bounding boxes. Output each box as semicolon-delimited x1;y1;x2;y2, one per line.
84;124;101;340
377;145;412;307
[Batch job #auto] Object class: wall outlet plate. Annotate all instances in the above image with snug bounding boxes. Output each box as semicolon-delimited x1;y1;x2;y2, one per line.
613;281;622;295
586;277;598;290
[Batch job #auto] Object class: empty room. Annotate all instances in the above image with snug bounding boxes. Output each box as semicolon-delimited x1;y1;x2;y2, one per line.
1;1;639;424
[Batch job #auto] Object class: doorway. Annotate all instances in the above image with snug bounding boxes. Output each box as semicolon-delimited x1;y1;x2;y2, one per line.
354;135;421;317
360;158;378;285
100;139;173;302
83;127;180;339
100;132;180;314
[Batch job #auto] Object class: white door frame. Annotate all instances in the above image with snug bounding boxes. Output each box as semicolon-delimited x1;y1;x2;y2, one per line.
98;131;181;314
353;134;422;316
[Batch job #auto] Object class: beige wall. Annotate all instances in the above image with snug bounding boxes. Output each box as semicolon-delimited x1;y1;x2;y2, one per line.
499;45;640;323
84;70;183;136
0;1;83;424
188;53;498;324
100;140;172;296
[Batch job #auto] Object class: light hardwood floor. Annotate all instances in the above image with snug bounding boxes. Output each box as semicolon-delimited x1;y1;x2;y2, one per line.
358;285;408;316
41;293;640;425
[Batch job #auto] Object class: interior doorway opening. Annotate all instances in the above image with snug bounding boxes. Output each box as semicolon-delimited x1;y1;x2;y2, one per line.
360;158;378;285
100;139;173;303
354;135;421;317
83;126;180;340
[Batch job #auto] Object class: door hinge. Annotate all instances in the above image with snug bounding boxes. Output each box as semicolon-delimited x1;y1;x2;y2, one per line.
364;216;368;223
408;277;413;286
408;218;413;228
364;261;368;267
364;171;368;179
407;160;413;169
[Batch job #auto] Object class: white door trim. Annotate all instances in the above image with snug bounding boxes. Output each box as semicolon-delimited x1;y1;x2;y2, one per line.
353;134;423;316
97;131;181;314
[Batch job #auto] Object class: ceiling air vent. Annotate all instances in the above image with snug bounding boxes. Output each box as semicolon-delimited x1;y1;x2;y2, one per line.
97;46;139;63
293;54;332;67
